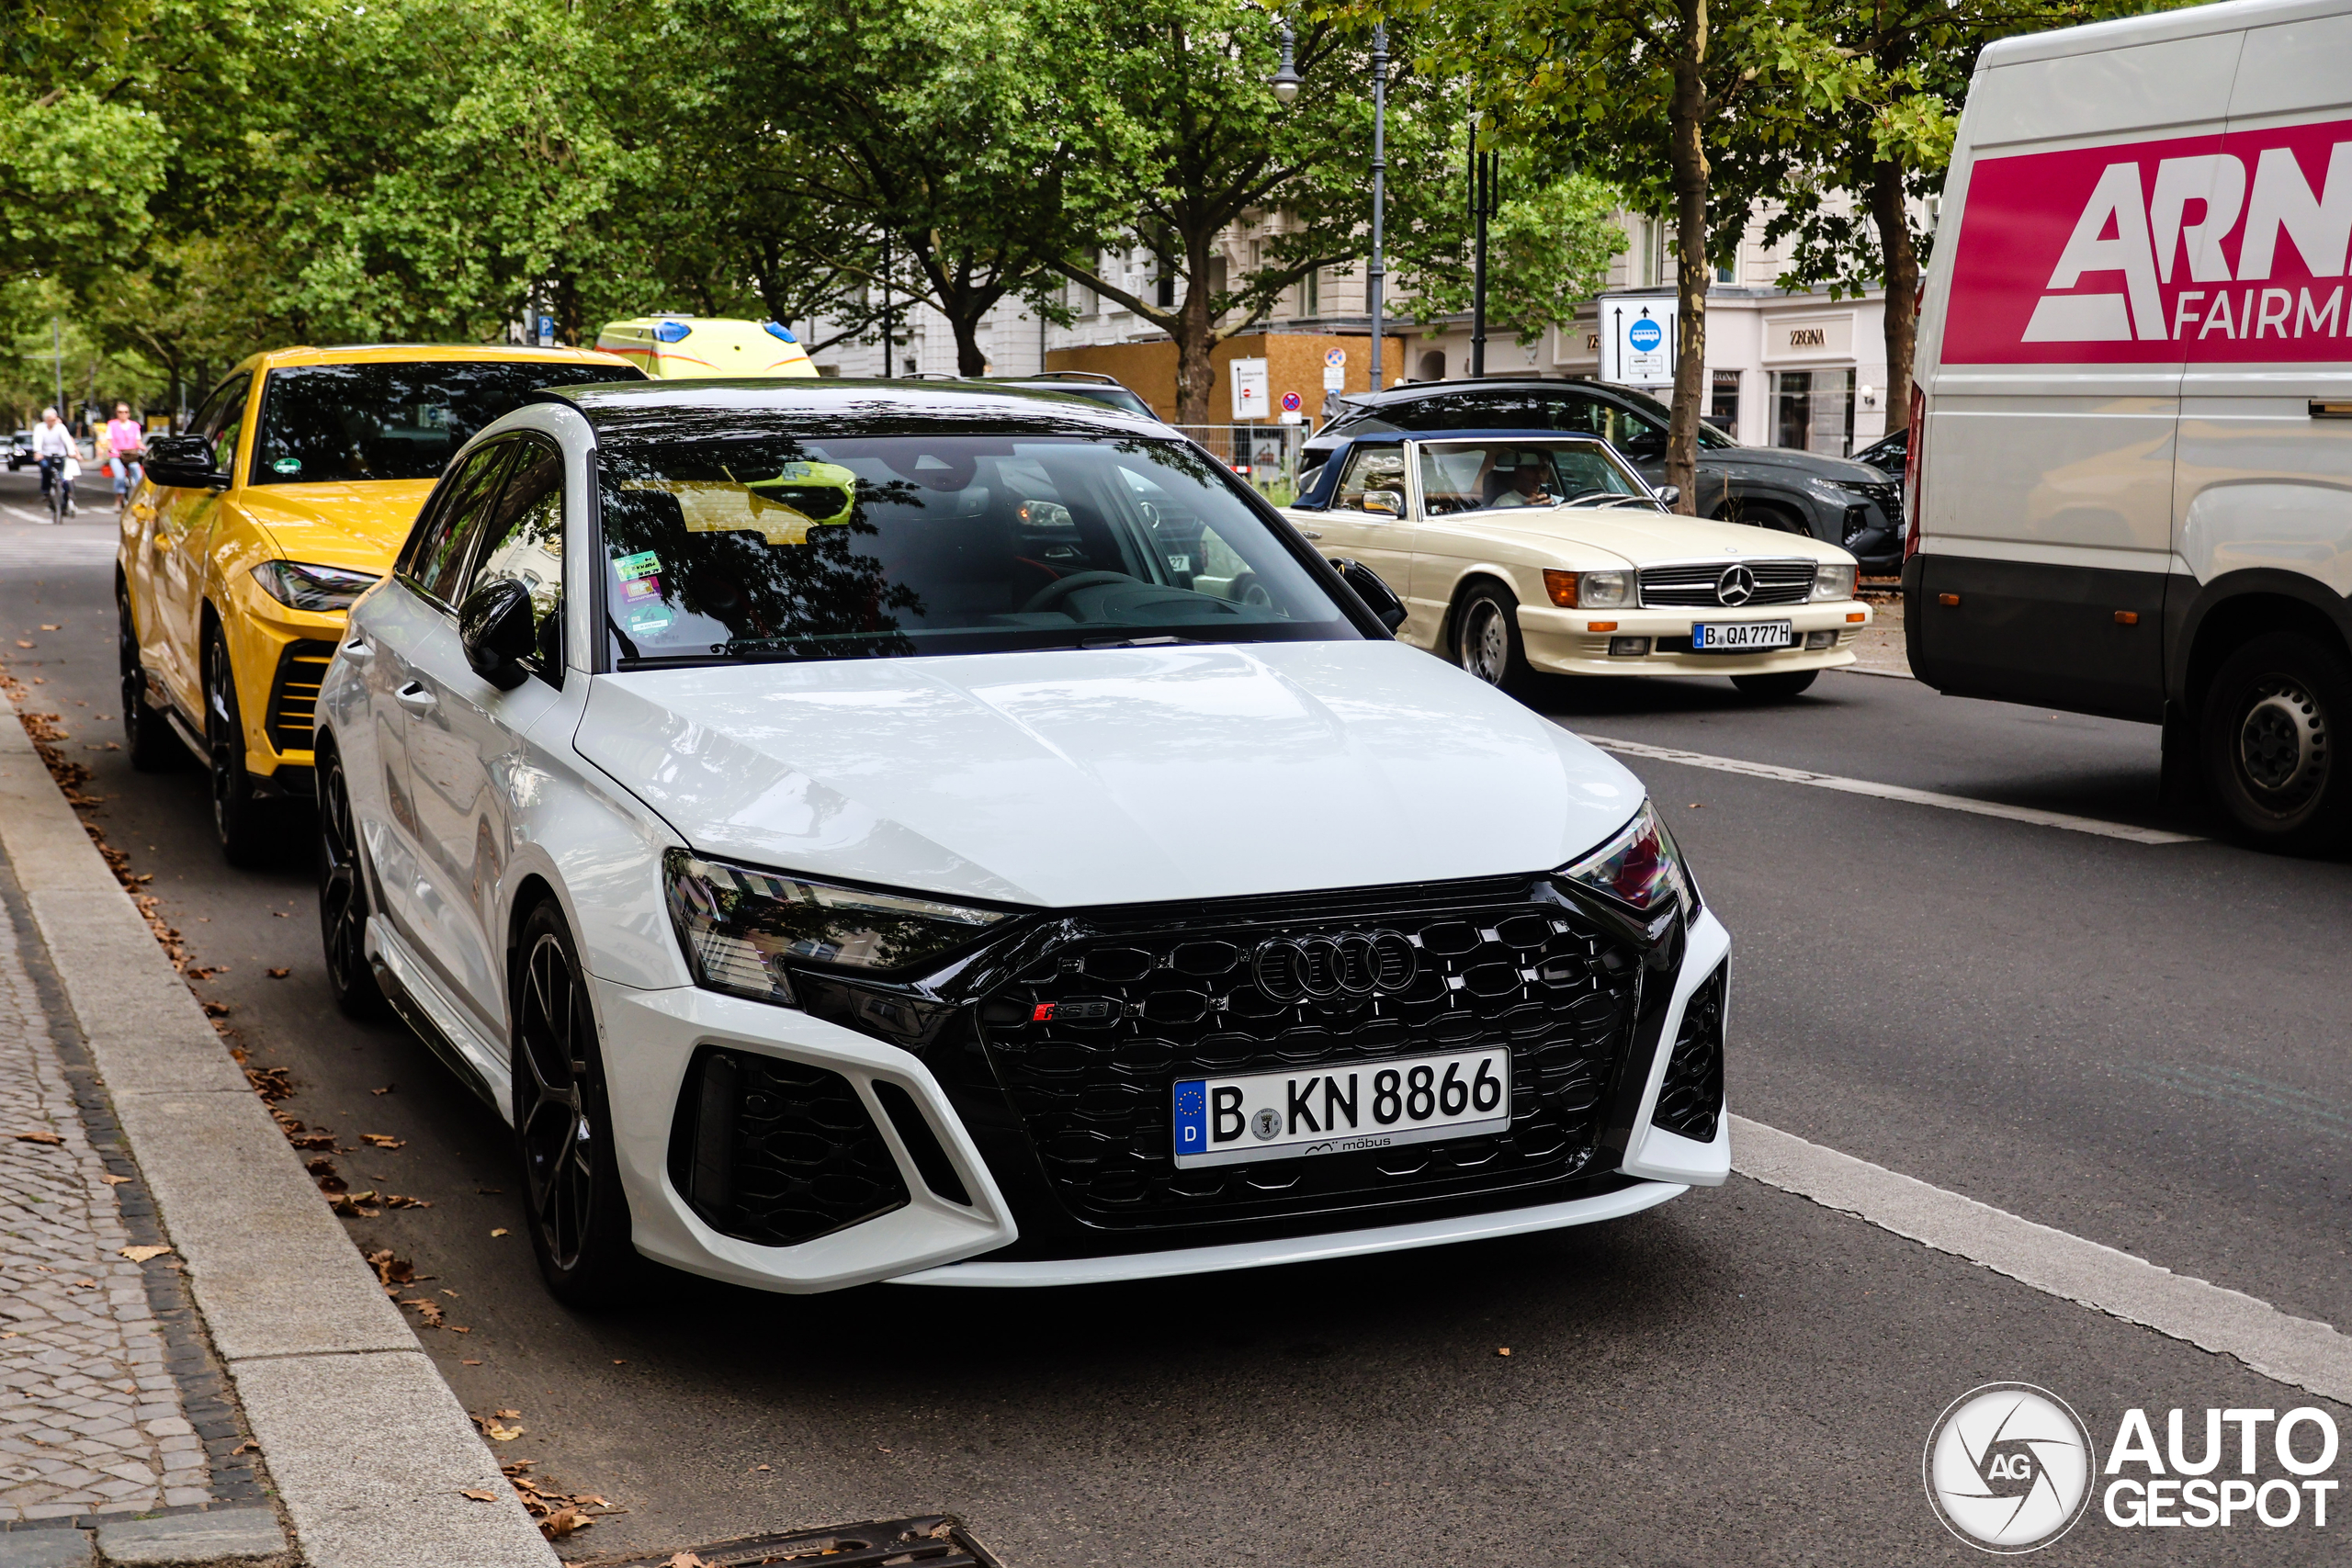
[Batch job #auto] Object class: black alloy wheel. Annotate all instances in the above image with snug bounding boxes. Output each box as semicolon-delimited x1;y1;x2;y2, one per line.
1454;582;1532;693
1731;670;1820;701
314;741;387;1019
2200;631;2352;855
512;900;639;1303
203;623;274;866
117;586;179;772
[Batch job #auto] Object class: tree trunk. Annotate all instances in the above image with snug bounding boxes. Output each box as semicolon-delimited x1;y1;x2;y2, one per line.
1172;261;1216;426
1867;156;1919;432
554;273;583;347
1663;0;1711;515
950;311;989;378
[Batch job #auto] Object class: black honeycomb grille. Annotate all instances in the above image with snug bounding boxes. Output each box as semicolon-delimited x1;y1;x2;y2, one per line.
266;638;338;754
976;880;1644;1229
669;1047;910;1248
1652;964;1725;1143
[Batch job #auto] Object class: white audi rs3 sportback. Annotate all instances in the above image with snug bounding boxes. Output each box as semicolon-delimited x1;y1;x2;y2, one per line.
311;380;1731;1301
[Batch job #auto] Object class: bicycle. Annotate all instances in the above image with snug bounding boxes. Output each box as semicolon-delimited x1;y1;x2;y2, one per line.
48;457;75;524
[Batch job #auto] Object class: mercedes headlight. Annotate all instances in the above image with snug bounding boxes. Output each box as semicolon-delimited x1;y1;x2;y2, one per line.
250;560;381;613
1812;562;1859;601
663;850;1014;1005
1542;570;1634;609
1560;801;1694;916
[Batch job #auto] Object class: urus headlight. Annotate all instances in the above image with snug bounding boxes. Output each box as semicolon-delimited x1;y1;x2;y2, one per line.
663;850;1013;1005
1560;801;1694;917
250;560;381;613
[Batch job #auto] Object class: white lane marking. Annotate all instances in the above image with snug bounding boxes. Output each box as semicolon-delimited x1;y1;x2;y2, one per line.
0;506;57;525
1734;1115;2352;1404
1580;733;2199;845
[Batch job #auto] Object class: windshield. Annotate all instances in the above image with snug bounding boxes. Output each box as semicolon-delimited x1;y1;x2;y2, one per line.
249;361;632;484
596;430;1359;666
1417;439;1655;516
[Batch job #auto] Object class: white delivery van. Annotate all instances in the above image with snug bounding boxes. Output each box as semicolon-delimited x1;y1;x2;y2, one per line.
1907;0;2352;852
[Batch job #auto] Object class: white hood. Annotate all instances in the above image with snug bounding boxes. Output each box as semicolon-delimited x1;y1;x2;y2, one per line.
575;640;1644;908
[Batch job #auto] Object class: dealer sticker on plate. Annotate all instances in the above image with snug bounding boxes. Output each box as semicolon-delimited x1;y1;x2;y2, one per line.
1692;619;1792;651
1171;1045;1510;1168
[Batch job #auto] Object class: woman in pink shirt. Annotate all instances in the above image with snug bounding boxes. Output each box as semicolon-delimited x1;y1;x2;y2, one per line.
103;402;144;510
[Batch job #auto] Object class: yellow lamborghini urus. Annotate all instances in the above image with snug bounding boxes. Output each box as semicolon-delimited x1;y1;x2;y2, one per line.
118;344;639;863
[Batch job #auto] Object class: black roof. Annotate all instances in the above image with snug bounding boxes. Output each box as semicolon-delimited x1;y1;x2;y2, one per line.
537;378;1159;439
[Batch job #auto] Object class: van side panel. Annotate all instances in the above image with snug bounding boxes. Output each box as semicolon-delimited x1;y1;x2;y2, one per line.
1911;32;2245;716
2174;15;2352;633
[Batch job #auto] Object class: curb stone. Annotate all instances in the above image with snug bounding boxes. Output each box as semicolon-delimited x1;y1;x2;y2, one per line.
0;693;557;1568
98;1508;288;1564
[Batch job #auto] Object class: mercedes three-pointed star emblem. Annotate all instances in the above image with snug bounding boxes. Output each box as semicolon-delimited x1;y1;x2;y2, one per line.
1715;564;1758;606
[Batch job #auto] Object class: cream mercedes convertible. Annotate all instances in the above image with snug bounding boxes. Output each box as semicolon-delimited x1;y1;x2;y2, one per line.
1285;432;1871;698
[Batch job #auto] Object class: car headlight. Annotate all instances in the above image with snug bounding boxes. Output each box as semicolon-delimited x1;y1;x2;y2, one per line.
250;560;381;613
662;850;1015;1005
1812;562;1859;601
1542;570;1634;609
1560;801;1694;916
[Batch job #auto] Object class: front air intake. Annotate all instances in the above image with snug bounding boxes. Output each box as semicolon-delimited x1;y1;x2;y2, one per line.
668;1047;909;1247
1651;965;1725;1143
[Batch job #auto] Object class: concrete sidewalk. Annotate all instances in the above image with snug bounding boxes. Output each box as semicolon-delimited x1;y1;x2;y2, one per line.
0;689;556;1568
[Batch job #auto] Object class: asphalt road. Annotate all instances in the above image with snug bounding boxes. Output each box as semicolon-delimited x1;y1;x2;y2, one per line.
1;479;2345;1564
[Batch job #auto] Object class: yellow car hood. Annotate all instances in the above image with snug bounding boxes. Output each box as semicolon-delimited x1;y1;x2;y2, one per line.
238;480;439;572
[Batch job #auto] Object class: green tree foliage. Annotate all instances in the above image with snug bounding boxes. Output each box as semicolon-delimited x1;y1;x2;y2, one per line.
1758;0;2176;431
1405;0;1871;506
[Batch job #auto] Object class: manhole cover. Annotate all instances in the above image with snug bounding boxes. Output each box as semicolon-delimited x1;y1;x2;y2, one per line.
597;1515;1001;1567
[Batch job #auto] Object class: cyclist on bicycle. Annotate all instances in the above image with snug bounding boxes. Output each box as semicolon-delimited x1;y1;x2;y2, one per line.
102;402;145;511
31;408;73;512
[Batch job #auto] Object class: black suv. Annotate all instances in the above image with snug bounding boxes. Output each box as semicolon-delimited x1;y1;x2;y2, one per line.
1305;378;1904;571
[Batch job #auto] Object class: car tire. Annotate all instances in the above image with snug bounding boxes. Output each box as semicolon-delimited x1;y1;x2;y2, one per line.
118;588;180;773
314;739;388;1020
1715;499;1811;538
1731;670;1819;700
511;899;641;1305
1453;583;1532;692
2199;631;2352;855
203;623;274;867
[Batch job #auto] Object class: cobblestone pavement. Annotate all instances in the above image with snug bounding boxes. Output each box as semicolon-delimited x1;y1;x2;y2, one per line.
0;846;253;1523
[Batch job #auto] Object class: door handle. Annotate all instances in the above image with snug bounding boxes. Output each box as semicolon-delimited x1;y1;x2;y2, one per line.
395;681;436;713
342;634;373;661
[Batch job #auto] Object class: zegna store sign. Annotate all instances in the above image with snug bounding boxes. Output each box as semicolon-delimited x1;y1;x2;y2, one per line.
1762;313;1856;362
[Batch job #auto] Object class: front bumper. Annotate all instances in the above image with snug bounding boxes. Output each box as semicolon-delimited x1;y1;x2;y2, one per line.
589;886;1731;1293
1519;599;1871;678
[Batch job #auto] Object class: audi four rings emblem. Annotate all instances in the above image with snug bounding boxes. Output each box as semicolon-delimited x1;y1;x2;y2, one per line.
1714;564;1758;606
1251;931;1418;1001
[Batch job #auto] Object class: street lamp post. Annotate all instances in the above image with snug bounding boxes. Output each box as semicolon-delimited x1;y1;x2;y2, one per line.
1268;15;1386;391
1468;117;1498;378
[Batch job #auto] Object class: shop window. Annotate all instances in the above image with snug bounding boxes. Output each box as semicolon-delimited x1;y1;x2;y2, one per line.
1709;370;1740;434
1771;369;1856;457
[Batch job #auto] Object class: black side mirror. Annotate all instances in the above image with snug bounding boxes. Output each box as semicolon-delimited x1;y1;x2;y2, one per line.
1329;558;1408;633
459;578;537;690
145;434;225;490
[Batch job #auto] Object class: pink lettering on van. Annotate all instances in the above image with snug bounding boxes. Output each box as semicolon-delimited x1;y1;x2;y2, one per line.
1944;118;2352;363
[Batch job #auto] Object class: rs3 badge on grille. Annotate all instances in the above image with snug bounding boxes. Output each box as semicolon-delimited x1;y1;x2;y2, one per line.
1171;1046;1510;1169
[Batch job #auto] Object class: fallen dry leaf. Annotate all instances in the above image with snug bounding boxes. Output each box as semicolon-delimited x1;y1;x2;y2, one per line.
494;1408;521;1419
71;1278;97;1289
462;1359;483;1366
539;1506;592;1540
99;1174;130;1185
39;624;57;631
459;1488;500;1503
14;1130;63;1145
664;1555;711;1568
119;1245;173;1263
266;967;289;978
484;1422;524;1442
490;1227;509;1237
361;1133;405;1148
381;1193;433;1209
14;639;32;649
1496;1347;1512;1357
370;1083;395;1095
401;1297;446;1328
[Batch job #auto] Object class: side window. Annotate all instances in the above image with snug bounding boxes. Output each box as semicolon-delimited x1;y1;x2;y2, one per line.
401;443;515;607
206;381;251;481
1537;395;1611;437
187;375;243;445
463;439;565;679
1596;401;1668;458
1333;445;1407;513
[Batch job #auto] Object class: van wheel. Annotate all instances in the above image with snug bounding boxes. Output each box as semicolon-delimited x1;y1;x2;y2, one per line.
1732;671;1819;700
1454;584;1531;692
512;900;640;1304
203;625;274;867
2200;631;2352;855
118;588;179;773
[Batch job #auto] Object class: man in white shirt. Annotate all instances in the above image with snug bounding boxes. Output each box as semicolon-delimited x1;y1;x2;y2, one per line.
31;409;74;514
